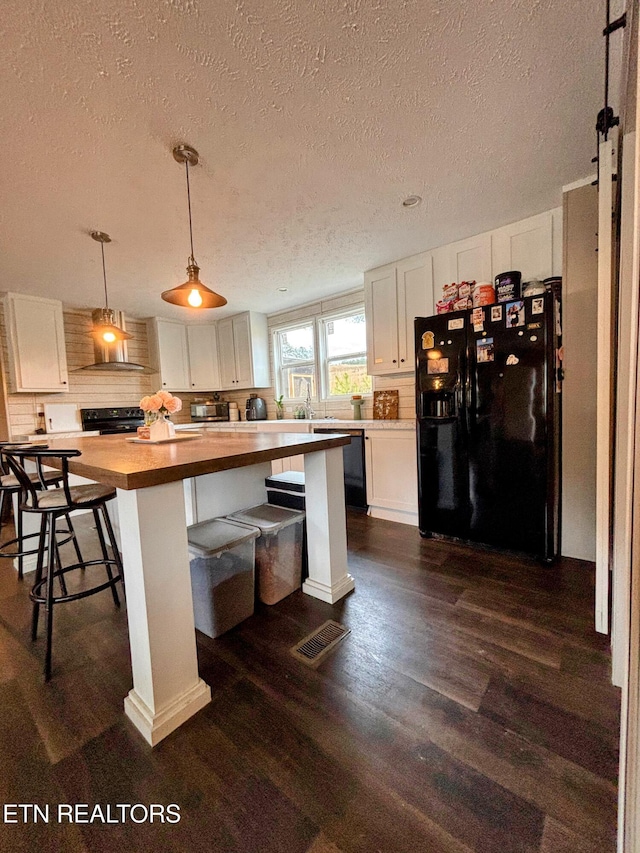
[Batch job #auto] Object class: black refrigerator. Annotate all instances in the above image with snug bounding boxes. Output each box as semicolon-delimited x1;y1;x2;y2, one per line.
415;291;561;562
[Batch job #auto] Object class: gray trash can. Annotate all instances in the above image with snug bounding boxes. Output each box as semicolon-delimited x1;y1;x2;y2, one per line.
227;504;305;605
187;517;260;638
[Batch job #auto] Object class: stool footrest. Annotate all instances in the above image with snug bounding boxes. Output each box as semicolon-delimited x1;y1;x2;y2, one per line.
0;527;77;560
30;558;123;606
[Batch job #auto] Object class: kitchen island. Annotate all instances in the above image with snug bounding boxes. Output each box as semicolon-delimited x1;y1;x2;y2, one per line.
41;430;354;745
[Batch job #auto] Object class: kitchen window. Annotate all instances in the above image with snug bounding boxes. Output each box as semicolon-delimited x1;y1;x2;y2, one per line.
319;309;371;398
273;306;371;401
273;322;317;400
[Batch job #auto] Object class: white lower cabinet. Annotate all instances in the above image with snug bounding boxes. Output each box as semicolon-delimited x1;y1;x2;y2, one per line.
365;429;418;526
184;421;418;524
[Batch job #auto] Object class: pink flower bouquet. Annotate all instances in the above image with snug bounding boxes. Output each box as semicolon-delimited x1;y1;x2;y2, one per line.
139;390;183;423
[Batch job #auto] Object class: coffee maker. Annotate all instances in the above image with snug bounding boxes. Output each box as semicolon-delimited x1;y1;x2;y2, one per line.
245;395;267;420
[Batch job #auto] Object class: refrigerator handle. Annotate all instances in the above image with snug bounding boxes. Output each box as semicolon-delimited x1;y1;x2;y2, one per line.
463;341;474;435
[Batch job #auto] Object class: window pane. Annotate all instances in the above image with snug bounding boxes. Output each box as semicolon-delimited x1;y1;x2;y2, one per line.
327;357;372;396
325;313;367;358
279;325;314;365
281;366;317;399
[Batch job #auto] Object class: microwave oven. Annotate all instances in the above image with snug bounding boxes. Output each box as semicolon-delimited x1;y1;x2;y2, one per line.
190;402;230;422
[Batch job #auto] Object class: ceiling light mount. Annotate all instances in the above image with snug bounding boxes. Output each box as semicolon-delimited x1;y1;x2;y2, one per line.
90;231;131;342
162;143;227;309
172;144;200;167
402;195;422;208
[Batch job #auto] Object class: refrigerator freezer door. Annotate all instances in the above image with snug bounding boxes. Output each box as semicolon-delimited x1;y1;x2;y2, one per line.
415;312;471;538
466;294;556;558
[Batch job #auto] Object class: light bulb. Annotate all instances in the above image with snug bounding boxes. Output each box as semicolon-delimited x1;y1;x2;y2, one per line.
187;288;203;308
103;330;117;343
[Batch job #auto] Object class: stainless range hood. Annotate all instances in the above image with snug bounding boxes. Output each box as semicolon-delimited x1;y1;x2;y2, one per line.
74;309;151;373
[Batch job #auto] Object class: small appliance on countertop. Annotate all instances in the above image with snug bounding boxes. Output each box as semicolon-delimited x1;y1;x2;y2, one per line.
190;400;230;422
245;395;267;421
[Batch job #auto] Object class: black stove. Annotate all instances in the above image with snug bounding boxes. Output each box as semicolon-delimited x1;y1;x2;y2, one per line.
80;407;145;435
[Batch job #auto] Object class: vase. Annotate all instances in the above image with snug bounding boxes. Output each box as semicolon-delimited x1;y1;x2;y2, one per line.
276;408;284;420
148;413;175;441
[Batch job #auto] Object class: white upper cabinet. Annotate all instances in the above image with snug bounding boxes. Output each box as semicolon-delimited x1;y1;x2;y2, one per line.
217;318;237;389
365;252;433;376
448;232;492;283
4;293;69;392
384;208;562;322
396;253;434;368
217;312;270;391
148;318;221;392
186;325;221;391
364;264;398;375
149;319;190;391
491;210;557;281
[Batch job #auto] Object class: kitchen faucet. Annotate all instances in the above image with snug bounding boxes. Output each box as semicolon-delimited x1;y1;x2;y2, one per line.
304;382;315;419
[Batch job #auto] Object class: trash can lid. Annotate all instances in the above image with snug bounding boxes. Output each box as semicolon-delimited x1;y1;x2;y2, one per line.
264;471;306;492
228;503;305;535
187;517;260;557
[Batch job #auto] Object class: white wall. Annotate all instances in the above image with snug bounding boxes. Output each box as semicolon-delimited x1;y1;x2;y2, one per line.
561;183;598;561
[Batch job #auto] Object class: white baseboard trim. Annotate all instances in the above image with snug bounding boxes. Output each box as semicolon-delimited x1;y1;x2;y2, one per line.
302;574;355;604
124;678;211;747
367;506;419;526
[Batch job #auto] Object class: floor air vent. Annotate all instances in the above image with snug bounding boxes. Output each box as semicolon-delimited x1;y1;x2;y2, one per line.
290;620;350;668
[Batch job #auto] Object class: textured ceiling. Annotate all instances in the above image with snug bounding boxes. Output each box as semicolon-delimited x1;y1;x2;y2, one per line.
0;0;614;320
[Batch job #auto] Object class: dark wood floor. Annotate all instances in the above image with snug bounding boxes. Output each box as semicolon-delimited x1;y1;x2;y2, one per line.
0;510;619;853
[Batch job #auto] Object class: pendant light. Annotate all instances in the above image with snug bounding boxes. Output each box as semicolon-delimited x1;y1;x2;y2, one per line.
161;144;227;309
90;231;132;342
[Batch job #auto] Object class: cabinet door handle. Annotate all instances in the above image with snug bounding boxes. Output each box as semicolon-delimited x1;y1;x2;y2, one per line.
392;359;397;363
400;358;405;363
61;380;67;384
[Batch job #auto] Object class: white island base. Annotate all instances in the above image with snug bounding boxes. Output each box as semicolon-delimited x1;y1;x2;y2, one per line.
116;446;353;746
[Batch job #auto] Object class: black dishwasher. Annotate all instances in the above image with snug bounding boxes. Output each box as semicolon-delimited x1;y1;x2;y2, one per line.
312;428;367;509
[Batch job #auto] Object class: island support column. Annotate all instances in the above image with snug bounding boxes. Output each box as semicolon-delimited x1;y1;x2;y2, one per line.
117;481;211;745
302;447;355;603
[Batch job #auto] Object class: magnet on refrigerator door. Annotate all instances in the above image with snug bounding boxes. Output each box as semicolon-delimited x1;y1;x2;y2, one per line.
506;301;525;328
476;338;495;363
472;308;484;332
422;331;435;350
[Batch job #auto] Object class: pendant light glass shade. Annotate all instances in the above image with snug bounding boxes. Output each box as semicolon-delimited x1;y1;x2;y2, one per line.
90;232;132;342
162;144;227;310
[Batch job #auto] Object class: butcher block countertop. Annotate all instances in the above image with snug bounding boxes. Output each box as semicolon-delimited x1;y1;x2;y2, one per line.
39;431;351;491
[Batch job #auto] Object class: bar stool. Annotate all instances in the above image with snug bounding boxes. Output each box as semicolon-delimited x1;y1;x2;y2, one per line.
0;442;82;579
1;446;124;681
